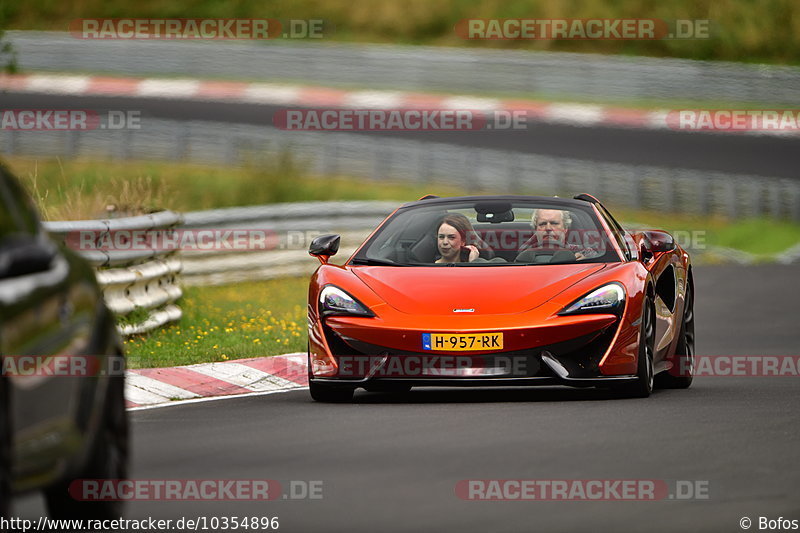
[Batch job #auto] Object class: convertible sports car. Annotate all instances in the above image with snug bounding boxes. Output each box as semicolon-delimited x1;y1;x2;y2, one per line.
307;194;694;402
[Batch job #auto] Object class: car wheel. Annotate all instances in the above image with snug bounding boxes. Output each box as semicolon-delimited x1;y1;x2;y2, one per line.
656;281;694;389
0;374;12;519
613;298;655;398
309;380;355;403
45;374;129;519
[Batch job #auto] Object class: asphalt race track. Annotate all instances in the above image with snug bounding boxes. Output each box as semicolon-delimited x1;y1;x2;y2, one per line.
16;264;798;532
6;89;800;530
3;92;800;179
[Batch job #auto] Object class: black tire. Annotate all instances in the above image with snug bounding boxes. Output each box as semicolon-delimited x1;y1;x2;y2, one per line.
612;298;655;398
309;380;355;403
0;373;12;519
45;374;129;520
656;281;695;389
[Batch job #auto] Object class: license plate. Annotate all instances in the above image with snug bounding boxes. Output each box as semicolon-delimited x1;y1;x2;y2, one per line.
422;332;503;351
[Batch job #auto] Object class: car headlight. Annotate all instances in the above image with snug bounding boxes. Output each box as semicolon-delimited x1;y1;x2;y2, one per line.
558;283;625;316
319;285;375;317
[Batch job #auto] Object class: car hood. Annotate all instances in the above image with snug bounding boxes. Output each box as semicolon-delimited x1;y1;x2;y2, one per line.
351;263;607;315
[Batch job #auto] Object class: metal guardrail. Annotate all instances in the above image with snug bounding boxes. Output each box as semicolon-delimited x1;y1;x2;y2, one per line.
7;31;800;105
5;119;799;222
43;211;184;336
180;202;395;285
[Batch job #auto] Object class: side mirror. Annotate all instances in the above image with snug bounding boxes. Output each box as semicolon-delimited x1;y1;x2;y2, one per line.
0;236;57;279
643;230;676;253
632;230;675;263
309;234;340;264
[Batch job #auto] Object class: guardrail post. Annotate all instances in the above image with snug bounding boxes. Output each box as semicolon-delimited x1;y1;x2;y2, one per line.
791;184;800;222
726;179;738;219
373;145;390;180
750;181;762;218
664;171;676;213
769;182;782;219
417;143;432;184
699;174;712;216
631;169;644;208
506;153;520;193
226;137;238;165
7;130;20;155
175;122;190;161
466;149;480;192
323;138;338;176
70;130;82;159
121;129;133;160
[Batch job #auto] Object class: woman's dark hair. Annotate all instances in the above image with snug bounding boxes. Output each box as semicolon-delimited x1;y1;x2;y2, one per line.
437;213;477;245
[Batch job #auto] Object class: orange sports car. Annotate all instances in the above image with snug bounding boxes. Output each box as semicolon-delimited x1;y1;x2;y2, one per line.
306;194;694;402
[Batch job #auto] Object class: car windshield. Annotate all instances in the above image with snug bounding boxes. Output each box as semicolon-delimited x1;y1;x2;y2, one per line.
350;198;622;266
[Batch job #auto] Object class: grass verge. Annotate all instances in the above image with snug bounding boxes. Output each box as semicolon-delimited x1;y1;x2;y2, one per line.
5;0;800;65
125;278;307;369
5;155;468;220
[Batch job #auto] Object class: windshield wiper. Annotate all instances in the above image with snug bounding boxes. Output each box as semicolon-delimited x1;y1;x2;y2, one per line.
349;258;408;266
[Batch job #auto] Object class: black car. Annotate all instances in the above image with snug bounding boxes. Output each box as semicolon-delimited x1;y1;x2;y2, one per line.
0;161;128;519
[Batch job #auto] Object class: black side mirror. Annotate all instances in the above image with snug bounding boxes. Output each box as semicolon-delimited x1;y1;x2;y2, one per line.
0;236;57;279
309;234;340;264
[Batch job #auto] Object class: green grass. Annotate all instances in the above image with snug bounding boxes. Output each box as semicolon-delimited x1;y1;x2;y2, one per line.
124;278;307;368
3;0;800;65
700;218;800;256
5;155;469;220
615;209;800;257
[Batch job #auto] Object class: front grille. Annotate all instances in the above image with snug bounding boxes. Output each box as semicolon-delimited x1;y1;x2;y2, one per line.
323;319;620;380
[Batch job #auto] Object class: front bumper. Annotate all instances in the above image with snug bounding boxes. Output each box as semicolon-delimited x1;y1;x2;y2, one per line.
310;313;636;388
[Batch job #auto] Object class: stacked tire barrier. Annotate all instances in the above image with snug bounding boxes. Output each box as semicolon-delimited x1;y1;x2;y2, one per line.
43;211;184;336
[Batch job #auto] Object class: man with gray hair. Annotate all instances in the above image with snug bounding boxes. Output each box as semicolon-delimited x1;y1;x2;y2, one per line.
515;208;594;262
531;208;572;248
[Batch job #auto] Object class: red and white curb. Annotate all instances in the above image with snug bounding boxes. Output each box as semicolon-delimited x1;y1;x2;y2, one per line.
125;353;308;409
2;72;781;135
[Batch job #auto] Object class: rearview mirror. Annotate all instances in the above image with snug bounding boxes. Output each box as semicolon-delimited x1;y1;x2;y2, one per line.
309;234;340;264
